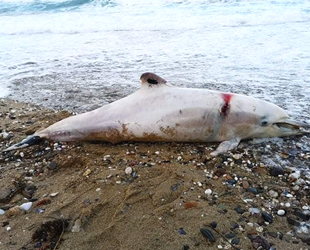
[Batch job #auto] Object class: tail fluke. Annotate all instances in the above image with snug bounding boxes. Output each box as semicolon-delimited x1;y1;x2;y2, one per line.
2;135;42;152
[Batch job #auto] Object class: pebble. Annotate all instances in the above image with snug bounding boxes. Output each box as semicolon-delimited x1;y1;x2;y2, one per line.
262;212;273;223
96;188;101;192
277;209;285;216
0;209;5;215
50;192;59;197
289;172;300;181
83;169;91;177
125;167;133;175
234;207;245;214
225;232;236;239
242;180;249;189
178;228;186;235
256;226;264;233
210;221;217;229
6;226;11;231
232;238;240;245
268;190;279;198
20;202;32;211
200;228;215;242
249;207;260;214
270;167;285;176
204;189;212;195
285;202;291;208
71;219;82;233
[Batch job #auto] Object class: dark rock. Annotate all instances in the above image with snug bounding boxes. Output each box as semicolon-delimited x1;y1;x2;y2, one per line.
225;232;236;239
183;245;190;250
34;242;42;248
2;221;9;227
252;236;270;249
247;187;258;194
226;179;237;185
48;162;57;170
210;221;217;229
232;238;240;245
200;228;216;242
294;210;309;221
286;217;300;226
171;183;179;191
178;228;186;235
270;167;285;176
234;206;245;214
262;212;273;223
278;232;283;240
231;222;239;230
22;185;37;199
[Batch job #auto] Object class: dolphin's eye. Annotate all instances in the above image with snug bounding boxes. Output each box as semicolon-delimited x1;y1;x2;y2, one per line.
261;121;268;126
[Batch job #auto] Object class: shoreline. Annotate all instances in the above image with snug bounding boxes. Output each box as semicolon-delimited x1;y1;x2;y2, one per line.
0;97;309;250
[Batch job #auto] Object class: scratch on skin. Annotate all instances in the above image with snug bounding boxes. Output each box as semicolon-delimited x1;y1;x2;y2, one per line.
221;93;233;117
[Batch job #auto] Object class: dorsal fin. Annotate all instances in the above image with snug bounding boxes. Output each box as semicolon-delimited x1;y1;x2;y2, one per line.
140;72;167;86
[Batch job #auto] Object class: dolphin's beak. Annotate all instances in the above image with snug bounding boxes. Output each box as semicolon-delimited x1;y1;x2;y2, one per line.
273;118;310;134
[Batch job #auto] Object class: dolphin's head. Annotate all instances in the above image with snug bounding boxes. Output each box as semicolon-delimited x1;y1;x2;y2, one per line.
245;102;309;139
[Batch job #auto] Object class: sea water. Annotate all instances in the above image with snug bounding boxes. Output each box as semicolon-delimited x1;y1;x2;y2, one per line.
0;0;309;121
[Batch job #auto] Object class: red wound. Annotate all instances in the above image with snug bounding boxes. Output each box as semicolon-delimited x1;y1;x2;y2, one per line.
221;93;233;117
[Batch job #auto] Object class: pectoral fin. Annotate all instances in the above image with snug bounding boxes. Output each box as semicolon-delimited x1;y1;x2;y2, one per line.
210;138;241;157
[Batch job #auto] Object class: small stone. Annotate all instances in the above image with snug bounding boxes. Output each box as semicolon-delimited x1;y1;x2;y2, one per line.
247;187;259;195
289;172;300;181
125;167;133;175
231;222;239;230
256;226;264;233
0;209;5;215
217;245;223;249
6;226;11;231
96;188;101;192
71;219;82;233
249;207;260;214
270;167;285;176
184;201;198;209
48;162;57;170
183;245;190;250
226;179;237;185
262;212;273;223
252;236;270;250
234;207;245;214
20;202;32;211
277;210;285;216
242;180;249;189
178;228;186;235
232;238;240;245
268;190;279;198
225;232;236;239
50;192;59;197
83;169;91;177
285;202;291;207
210;221;217;229
200;228;215;242
205;189;212;195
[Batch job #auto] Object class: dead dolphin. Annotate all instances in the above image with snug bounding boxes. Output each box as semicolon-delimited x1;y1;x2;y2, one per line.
3;72;309;156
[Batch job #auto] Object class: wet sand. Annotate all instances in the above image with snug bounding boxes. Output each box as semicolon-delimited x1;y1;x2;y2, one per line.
0;98;309;250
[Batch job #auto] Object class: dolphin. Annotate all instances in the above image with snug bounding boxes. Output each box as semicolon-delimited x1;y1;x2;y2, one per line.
3;72;309;156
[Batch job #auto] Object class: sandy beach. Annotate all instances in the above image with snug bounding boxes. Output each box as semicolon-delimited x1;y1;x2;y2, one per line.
0;98;309;250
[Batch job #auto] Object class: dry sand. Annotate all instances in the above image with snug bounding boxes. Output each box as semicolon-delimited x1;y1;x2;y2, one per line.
0;98;309;250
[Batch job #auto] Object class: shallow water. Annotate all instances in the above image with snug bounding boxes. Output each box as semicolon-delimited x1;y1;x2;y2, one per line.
0;0;309;122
